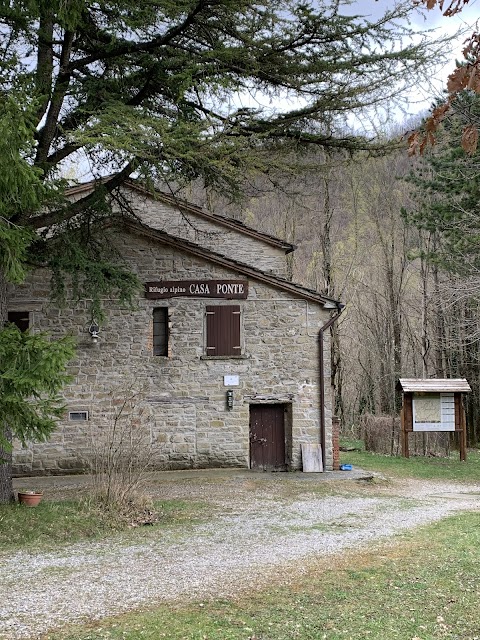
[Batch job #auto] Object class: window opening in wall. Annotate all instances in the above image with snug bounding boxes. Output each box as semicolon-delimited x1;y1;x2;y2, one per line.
7;311;30;332
153;307;169;356
69;411;89;421
206;305;241;356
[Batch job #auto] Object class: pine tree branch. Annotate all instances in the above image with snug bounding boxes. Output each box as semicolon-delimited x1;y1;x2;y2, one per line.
25;161;138;229
70;0;213;71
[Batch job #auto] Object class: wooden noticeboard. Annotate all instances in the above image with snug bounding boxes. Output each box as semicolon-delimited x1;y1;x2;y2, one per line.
398;379;471;462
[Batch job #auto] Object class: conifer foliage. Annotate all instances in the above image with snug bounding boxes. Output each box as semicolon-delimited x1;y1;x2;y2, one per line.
2;0;437;209
405;93;480;273
0;0;441;500
0;327;75;449
411;0;480;154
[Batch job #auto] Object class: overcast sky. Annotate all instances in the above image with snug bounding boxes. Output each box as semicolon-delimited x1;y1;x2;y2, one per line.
357;0;480;69
351;0;479;28
343;0;480;129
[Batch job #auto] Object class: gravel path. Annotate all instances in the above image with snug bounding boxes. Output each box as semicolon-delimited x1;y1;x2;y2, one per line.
2;471;479;639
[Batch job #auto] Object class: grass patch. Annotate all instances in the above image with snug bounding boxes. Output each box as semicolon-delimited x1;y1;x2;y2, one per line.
0;499;208;551
340;437;365;451
47;511;480;640
341;448;480;483
0;500;109;550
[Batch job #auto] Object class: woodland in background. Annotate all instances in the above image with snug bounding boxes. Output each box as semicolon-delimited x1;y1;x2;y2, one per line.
0;0;444;502
186;100;480;451
0;0;474;505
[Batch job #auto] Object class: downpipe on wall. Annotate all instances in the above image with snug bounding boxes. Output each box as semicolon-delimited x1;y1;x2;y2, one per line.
319;303;344;469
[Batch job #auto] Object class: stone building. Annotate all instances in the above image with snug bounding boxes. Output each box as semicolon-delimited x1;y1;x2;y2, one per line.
9;181;342;476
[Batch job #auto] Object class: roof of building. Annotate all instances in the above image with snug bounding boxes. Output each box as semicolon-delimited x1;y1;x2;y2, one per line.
114;217;342;309
65;178;296;254
397;379;471;393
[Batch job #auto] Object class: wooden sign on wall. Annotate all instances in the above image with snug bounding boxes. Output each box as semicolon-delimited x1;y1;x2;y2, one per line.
145;279;248;299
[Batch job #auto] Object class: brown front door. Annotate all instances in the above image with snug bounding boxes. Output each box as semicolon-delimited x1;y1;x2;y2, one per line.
249;404;286;471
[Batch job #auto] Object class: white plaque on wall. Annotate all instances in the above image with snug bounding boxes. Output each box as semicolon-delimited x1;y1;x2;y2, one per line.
224;375;239;386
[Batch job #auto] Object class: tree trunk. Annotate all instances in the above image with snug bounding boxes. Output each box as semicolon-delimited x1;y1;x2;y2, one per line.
319;163;345;427
462;301;480;446
0;430;14;504
432;261;445;377
0;269;14;503
419;246;430;378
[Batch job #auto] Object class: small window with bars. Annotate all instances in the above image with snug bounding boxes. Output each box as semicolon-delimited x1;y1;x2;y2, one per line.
153;307;169;356
69;411;89;421
206;305;241;356
7;311;30;332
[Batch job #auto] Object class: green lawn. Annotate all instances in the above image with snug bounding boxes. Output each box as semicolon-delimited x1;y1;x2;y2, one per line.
48;511;480;640
5;452;480;639
0;498;207;550
341;447;480;482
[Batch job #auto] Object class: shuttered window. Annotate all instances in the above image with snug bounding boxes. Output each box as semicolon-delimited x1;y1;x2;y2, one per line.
206;305;241;356
153;307;168;356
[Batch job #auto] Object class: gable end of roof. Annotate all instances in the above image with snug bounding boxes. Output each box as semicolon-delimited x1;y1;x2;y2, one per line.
115;217;340;309
64;178;296;253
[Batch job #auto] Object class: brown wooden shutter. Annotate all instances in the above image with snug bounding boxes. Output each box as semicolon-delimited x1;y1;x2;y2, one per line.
206;305;241;356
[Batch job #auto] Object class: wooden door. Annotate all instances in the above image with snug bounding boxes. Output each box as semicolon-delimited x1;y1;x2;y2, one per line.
249;404;286;471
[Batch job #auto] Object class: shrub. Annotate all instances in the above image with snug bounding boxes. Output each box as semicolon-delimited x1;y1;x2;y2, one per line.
362;413;451;457
83;383;159;525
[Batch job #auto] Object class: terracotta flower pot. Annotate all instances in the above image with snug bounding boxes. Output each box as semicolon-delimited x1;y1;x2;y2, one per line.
18;491;43;507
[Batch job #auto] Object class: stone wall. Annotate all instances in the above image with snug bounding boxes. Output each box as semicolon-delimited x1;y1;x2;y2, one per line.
118;187;290;277
10;230;333;475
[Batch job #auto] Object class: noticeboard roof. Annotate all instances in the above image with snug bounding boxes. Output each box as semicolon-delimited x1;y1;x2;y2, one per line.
397;378;471;393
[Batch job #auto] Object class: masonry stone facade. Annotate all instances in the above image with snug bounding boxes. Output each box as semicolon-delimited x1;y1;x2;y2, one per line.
9;183;340;476
68;181;294;277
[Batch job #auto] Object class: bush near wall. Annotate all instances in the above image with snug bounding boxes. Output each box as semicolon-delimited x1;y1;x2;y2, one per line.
361;414;451;457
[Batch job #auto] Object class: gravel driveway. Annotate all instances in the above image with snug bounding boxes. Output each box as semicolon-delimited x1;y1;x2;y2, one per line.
2;469;480;639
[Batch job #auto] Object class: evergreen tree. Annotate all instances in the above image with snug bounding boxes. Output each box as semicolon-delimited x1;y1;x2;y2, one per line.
0;328;75;501
0;0;444;500
404;92;480;445
405;93;480;273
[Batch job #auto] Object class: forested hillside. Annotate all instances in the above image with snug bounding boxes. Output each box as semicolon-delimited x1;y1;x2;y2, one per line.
185;115;480;449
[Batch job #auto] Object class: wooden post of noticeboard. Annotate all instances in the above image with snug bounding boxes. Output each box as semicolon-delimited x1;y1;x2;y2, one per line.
460;403;467;462
401;392;413;459
400;406;408;459
454;393;467;462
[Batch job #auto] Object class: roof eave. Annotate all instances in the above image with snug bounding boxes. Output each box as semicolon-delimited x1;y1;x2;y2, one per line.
397;378;472;393
118;218;340;308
